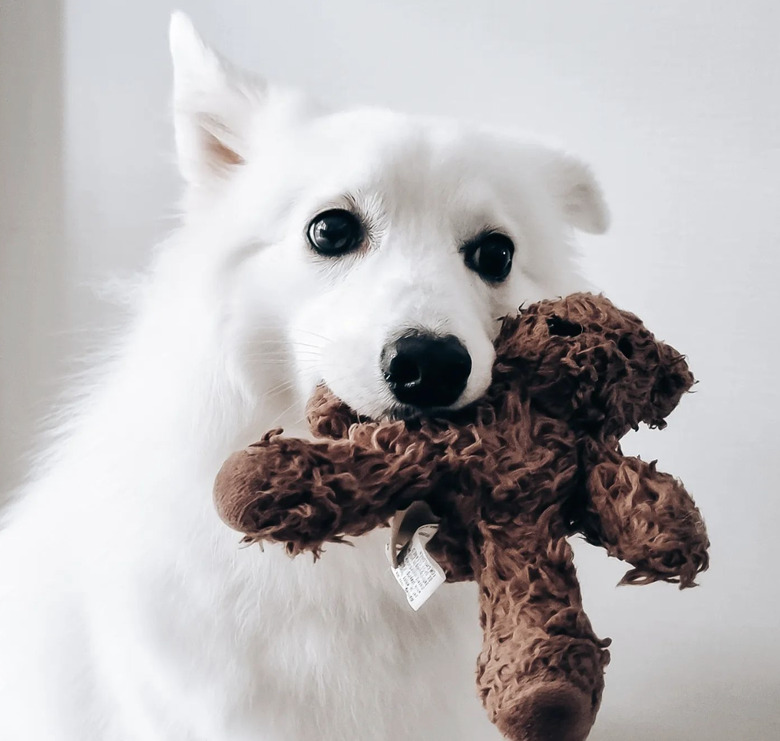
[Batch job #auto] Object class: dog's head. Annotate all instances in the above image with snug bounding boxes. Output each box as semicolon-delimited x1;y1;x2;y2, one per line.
169;14;609;422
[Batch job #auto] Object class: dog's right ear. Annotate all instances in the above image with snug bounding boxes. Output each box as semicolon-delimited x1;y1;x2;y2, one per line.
169;12;266;187
545;153;610;235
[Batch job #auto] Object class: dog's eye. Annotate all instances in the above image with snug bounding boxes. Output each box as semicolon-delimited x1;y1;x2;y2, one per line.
464;233;514;282
307;209;364;256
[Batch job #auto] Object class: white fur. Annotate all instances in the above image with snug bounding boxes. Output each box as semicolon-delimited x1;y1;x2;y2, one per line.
0;13;608;740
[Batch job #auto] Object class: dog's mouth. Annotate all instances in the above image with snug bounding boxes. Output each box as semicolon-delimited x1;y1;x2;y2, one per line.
383;400;474;424
385;402;426;422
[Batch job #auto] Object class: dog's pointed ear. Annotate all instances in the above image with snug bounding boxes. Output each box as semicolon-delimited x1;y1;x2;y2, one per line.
547;153;610;234
169;11;265;186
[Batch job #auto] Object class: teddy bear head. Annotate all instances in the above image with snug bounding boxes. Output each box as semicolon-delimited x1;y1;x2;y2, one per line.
491;293;694;438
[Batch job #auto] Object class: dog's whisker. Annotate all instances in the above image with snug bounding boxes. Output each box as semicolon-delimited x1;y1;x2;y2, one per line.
244;351;322;362
249;340;322;350
267;396;307;429
290;328;334;344
263;379;298;397
247;353;321;362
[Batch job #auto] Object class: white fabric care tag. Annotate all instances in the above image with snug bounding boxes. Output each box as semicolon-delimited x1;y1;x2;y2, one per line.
386;523;446;611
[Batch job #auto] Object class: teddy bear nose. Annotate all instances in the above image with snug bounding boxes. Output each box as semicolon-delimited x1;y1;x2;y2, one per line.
381;331;472;408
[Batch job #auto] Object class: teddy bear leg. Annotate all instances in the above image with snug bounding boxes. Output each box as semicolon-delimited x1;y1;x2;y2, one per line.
495;682;593;741
484;639;606;741
476;535;609;741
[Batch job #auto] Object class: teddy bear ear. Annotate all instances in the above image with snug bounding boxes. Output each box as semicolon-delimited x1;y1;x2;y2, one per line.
306;385;361;439
643;344;695;427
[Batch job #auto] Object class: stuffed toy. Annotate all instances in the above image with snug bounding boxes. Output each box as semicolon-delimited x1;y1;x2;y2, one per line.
214;292;709;741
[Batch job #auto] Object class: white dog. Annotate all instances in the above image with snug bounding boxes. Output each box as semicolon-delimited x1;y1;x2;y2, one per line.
0;13;608;741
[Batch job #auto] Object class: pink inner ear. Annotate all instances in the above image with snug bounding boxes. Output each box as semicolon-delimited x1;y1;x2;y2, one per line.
204;129;244;168
196;113;246;173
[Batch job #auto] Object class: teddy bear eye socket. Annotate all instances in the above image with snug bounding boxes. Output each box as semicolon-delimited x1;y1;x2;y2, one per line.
617;337;634;358
546;316;583;337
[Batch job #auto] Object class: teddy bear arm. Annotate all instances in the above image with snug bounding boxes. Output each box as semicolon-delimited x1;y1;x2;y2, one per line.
214;434;437;555
476;530;610;741
581;449;710;588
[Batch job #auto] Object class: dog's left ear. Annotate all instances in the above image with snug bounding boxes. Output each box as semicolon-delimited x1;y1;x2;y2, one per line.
546;153;610;234
168;12;269;187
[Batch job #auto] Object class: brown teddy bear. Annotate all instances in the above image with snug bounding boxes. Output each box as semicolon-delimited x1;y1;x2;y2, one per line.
214;292;709;741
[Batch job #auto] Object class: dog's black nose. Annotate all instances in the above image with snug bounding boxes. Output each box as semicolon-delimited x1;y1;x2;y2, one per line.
381;332;471;408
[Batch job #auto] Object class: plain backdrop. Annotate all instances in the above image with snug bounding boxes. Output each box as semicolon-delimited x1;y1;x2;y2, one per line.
2;1;779;739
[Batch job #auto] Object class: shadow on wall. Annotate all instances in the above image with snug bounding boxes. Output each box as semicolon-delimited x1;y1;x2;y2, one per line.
0;0;66;497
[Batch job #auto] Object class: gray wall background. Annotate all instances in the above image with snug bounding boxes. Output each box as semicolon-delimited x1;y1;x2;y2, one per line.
2;1;779;739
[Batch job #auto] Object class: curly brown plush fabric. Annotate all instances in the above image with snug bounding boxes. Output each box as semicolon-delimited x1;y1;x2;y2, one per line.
214;292;709;741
